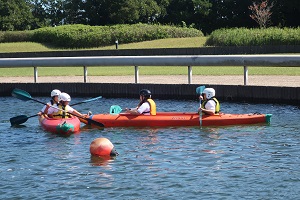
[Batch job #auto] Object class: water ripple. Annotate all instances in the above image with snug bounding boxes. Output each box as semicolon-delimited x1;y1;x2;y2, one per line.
0;98;299;199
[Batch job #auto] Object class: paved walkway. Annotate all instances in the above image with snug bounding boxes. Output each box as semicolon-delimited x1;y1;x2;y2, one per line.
1;75;299;87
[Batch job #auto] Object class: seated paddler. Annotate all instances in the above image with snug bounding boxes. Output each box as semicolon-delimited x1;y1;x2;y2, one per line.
198;88;220;115
38;89;61;116
47;92;85;118
125;89;156;115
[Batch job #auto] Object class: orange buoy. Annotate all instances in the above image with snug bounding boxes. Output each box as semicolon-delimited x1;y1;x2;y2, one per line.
90;138;118;157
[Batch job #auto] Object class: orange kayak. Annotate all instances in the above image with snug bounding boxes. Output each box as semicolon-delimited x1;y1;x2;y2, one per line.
80;112;272;128
39;115;81;135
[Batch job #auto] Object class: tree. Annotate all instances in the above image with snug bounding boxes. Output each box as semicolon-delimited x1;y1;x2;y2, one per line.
64;0;86;24
2;0;298;32
271;0;300;27
161;0;211;29
200;0;254;33
0;0;35;31
28;0;67;27
108;0;144;24
192;0;211;16
28;0;51;28
78;0;164;25
79;0;113;25
249;0;273;28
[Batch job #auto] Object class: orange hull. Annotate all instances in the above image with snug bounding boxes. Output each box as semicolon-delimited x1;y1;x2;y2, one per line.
81;112;272;128
39;115;81;135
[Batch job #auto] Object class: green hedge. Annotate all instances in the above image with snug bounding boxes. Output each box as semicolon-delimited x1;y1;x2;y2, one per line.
31;24;203;48
0;24;203;48
4;25;299;48
0;31;34;42
205;27;300;46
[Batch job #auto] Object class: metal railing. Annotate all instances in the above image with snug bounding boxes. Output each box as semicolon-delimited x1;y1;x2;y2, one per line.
0;55;299;85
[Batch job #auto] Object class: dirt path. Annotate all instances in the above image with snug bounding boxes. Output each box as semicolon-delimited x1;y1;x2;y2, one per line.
1;75;299;87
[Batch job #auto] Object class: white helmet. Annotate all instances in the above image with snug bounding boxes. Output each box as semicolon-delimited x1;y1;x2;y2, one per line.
58;92;71;102
51;89;61;97
202;88;215;99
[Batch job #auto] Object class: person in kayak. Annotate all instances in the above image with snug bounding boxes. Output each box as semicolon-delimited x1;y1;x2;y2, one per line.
47;92;85;118
198;88;220;115
38;89;61;116
125;89;156;115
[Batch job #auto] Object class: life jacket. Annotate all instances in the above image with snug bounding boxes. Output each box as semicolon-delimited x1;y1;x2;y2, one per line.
52;105;72;119
140;99;157;115
147;99;156;115
201;97;220;114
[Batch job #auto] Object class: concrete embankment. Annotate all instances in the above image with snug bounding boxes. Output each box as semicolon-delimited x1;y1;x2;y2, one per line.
1;82;299;105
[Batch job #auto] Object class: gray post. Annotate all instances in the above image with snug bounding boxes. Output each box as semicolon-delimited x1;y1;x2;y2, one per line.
84;66;87;83
244;66;248;85
115;40;118;49
34;66;38;83
135;66;139;83
188;66;192;84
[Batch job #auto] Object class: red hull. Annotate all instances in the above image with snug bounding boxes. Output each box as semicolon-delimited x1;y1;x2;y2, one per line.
81;112;272;128
39;115;81;135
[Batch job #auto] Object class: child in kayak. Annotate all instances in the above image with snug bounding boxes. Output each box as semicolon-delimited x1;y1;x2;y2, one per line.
125;89;156;115
198;88;220;115
47;92;85;118
38;89;61;116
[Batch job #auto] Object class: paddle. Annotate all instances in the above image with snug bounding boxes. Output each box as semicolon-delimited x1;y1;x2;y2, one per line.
196;86;206;128
109;105;136;114
11;88;104;127
10;95;102;126
71;96;102;106
10;114;38;126
109;105;123;115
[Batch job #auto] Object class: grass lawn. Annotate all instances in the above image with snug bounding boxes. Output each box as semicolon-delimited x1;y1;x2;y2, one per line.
0;37;299;76
1;66;299;76
0;37;207;52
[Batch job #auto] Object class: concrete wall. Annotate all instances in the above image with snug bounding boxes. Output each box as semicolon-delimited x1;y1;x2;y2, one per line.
1;83;299;105
1;45;300;58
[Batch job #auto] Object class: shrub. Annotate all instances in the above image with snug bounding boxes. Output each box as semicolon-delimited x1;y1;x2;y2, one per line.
31;24;203;48
0;32;4;42
0;31;34;43
205;27;300;46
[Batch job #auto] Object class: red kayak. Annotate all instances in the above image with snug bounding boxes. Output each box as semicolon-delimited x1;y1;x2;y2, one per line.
80;112;272;128
39;115;81;135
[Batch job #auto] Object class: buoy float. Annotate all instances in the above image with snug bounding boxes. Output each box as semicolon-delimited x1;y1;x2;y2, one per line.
90;138;118;157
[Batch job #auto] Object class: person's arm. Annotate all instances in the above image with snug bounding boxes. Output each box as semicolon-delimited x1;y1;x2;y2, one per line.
129;102;150;115
67;106;88;117
198;100;216;115
197;95;204;114
71;109;84;117
46;106;56;118
43;104;51;114
125;108;141;115
198;107;215;115
125;103;149;115
38;104;48;116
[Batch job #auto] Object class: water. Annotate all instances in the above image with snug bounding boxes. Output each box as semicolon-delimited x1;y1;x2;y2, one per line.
0;97;299;199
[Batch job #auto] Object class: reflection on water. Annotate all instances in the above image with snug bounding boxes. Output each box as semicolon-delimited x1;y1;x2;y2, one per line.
90;155;116;167
0;97;299;199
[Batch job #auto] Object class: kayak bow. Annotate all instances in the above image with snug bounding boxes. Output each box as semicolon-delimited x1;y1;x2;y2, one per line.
39;115;80;135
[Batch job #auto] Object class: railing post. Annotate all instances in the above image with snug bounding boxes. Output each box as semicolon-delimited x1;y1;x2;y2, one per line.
83;66;87;83
188;66;192;84
34;66;38;83
135;66;139;83
244;66;248;85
